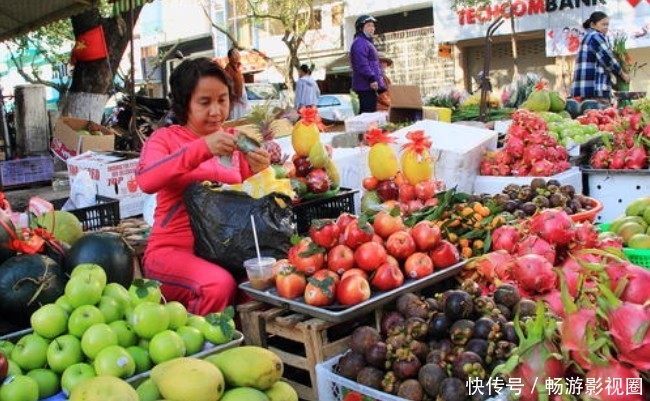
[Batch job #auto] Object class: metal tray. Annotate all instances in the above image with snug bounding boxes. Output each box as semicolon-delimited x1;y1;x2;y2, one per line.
239;261;466;323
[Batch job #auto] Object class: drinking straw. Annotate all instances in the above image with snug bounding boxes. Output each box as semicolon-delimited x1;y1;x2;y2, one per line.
251;215;262;264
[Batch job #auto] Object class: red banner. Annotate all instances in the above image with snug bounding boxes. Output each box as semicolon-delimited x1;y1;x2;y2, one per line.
71;25;108;63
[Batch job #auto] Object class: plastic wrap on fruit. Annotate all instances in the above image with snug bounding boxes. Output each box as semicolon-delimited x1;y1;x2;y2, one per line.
225;167;295;201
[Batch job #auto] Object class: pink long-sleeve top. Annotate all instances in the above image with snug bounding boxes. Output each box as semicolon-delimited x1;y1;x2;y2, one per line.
136;125;252;252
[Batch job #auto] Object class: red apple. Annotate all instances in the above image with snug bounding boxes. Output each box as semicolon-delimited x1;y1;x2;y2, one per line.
288;239;324;275
327;245;355;275
312;269;341;286
399;183;416;203
362;177;378;191
386;255;399;268
354;242;387;272
373;211;404;239
386;231;417;260
335;214;357;233
371;262;404;291
411;221;442;251
376;180;399;202
430;240;460;269
343;220;374;249
408;199;424;213
336;276;371;306
341;268;369;281
415;180;435;201
404;252;434;279
309;219;341;249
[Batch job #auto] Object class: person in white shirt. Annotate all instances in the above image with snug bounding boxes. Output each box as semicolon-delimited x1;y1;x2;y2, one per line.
294;64;320;110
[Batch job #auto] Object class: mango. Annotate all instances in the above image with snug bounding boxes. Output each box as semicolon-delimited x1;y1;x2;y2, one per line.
265;381;299;401
617;222;646;244
308;142;329;169
643;207;650;226
625;197;650;217
221;387;269;401
205;346;283;391
137;379;161;401
69;376;138;401
151;357;224;401
627;233;650;249
325;159;340;190
549;91;566;113
613;216;647;233
292;122;320;157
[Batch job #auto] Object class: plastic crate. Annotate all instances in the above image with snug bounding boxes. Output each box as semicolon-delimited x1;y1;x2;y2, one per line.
582;167;650;223
598;223;650;268
292;188;358;234
0;156;54;189
50;195;120;231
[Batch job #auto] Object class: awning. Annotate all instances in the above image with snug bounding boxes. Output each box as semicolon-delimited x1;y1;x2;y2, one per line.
325;54;351;74
0;1;101;42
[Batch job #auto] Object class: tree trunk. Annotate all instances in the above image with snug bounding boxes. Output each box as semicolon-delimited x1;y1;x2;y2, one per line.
59;6;142;120
509;1;519;79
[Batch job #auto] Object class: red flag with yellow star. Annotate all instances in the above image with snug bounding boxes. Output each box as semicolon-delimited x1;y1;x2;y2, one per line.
71;25;108;63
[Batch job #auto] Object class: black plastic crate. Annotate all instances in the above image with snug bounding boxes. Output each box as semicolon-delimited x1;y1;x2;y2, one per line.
291;188;358;234
50;195;120;231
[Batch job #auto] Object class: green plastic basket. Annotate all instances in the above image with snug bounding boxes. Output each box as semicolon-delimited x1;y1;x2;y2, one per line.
597;223;650;268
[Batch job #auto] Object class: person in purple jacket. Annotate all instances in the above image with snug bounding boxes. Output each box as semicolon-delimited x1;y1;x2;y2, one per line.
350;15;386;113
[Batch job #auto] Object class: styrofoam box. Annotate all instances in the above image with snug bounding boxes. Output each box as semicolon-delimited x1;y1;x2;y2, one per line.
582;168;650;223
344;111;388;133
390;120;498;193
473;166;583;195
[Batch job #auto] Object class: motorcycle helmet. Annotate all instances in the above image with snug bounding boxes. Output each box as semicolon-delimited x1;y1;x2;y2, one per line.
355;15;377;32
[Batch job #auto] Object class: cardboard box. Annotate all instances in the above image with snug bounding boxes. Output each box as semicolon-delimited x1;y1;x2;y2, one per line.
344;112;388;133
52;117;115;161
389;85;423;123
67;151;145;218
422;106;452;123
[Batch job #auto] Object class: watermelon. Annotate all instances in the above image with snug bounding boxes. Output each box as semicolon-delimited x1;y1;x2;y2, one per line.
0;214;16;265
64;233;135;287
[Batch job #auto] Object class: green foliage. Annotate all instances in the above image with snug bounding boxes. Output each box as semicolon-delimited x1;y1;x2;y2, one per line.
451;0;493;10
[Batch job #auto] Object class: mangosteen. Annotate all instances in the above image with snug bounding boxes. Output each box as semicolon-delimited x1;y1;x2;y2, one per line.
450;319;475;345
503;322;518;344
496;304;512;320
521;202;538;216
518;187;533;202
532;195;550;209
405;317;429;340
418;364;447;399
444;290;474;321
503;184;521;194
425;349;446;367
437;339;454;355
507;191;519;200
410;340;430;362
474;296;497;316
494;341;516;360
466;338;492;361
454;351;486;381
439;377;468;401
382;371;400;395
381;311;406;336
461;279;482;298
549;192;564;207
356;366;384;390
365;341;388;369
515;299;537;319
504;200;518;213
428;313;451;339
530;178;547;192
473;317;500;341
560;184;575;198
563;206;575;215
337;351;366;379
393;352;422;380
494;193;510;206
568;199;582;213
350;326;381;356
493;284;521;309
397;293;429;319
387;332;407;350
424;297;440;312
513;209;527;219
547;179;561;187
397;379;425;401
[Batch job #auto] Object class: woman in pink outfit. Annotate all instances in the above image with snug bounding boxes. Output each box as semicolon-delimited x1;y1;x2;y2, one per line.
136;58;270;315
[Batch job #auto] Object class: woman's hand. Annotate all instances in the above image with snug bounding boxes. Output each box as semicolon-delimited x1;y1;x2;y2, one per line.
245;148;271;174
621;72;631;83
369;81;379;91
205;131;236;157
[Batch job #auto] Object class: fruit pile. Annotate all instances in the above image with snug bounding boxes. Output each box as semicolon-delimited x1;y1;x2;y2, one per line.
274;213;460;307
334;287;528;401
480;110;570;177
542;113;605;148
590;104;649;170
290;107;340;197
602;196;650;249
519;81;566;113
0;266;238;400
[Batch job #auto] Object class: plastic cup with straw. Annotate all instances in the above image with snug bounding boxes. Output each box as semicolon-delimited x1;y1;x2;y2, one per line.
244;216;276;290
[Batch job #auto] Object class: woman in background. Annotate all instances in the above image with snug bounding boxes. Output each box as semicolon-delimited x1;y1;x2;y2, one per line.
294;64;320;110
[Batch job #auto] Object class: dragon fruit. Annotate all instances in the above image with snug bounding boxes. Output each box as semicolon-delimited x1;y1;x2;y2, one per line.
530;159;555;176
530;210;576;246
584;360;644;401
605;262;650;305
491;225;521;253
512;254;557;294
515;235;556;264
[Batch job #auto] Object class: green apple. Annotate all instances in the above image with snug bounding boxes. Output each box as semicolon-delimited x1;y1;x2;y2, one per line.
0;375;39;401
0;340;15;357
11;334;48;371
202;306;236;345
129;279;162;306
26;368;60;398
103;283;131;310
65;274;104;308
126;346;152;374
68;305;105;338
55;296;74;314
176;326;205;356
70;263;107;288
187;315;206;330
7;358;23;376
47;335;83;374
130;302;170;339
136;378;161;401
108;320;137;348
93;345;135;378
98;295;123;323
165;301;188;330
81;323;118;360
137;338;150;350
31;304;68;339
148;330;185;364
61;363;95;396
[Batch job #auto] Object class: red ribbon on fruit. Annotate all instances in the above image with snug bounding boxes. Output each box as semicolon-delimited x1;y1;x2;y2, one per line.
364;126;395;146
298;106;325;131
401;130;432;155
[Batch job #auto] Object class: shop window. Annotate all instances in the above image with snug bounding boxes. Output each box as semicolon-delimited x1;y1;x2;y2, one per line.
331;5;343;26
297;9;321;30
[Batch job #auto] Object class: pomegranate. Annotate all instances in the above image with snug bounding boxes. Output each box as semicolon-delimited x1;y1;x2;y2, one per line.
530;210;575;246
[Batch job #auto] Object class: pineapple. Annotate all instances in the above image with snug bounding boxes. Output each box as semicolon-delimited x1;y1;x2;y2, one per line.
401;130;434;185
248;103;286;164
365;127;399;180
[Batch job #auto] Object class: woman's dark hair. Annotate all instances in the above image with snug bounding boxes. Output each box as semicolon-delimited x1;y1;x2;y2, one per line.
169;57;233;125
227;47;238;58
583;11;608;30
299;64;311;74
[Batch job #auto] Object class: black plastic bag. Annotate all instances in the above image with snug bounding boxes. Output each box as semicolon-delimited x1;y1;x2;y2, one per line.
184;182;294;279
